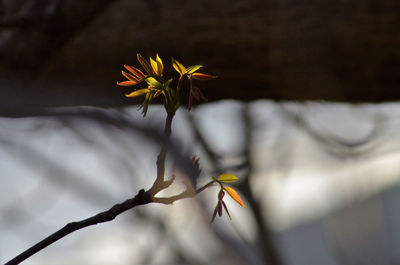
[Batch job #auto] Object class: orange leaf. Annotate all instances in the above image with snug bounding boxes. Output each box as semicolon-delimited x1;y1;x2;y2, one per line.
137;53;153;74
192;73;217;80
122;70;139;81
117;80;137;86
224;187;245;208
124;65;145;79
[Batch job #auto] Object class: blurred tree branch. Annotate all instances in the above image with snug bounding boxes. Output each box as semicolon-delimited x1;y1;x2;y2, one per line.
239;104;283;265
186;108;284;265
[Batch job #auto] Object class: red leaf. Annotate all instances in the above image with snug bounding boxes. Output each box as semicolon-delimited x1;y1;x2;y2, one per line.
124;65;145;79
192;73;217;80
117;80;137;86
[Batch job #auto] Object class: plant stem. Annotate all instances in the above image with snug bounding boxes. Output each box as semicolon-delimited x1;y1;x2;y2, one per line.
176;76;184;100
148;110;175;196
152;180;215;204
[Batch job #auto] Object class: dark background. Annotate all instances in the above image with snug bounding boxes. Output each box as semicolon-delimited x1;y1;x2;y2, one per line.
0;0;399;111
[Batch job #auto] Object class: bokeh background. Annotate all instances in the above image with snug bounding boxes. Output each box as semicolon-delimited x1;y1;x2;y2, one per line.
1;0;400;264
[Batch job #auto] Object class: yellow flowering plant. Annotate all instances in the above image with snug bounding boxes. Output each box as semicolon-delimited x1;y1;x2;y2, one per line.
118;53;216;116
118;53;245;223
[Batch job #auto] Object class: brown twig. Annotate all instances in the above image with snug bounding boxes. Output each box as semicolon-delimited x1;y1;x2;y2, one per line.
5;179;215;264
5;189;151;265
149;111;175;196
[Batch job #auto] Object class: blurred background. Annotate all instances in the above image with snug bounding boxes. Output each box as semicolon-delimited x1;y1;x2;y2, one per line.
1;0;400;264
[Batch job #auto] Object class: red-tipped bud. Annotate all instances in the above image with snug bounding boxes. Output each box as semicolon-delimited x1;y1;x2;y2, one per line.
218;190;225;200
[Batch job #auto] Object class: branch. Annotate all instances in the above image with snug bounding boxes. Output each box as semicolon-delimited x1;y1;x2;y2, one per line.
149;111;175;196
152;180;215;205
5;189;151;265
239;104;283;265
5;179;216;264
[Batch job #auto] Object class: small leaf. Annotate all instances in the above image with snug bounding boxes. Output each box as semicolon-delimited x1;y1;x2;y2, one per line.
192;72;217;80
145;77;160;87
137;53;153;74
218;190;225;200
211;204;218;223
125;89;149;98
217;201;223;217
171;57;187;75
141;92;151;116
150;57;159;75
224;187;245;208
191;86;207;102
186;65;203;74
117;80;137;86
122;70;140;81
221;200;232;219
156;53;164;74
124;65;145;79
154;90;162;98
217;174;238;183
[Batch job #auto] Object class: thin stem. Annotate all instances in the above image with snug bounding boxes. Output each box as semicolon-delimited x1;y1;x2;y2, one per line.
176;76;184;100
152;180;216;205
5;178;217;265
5;189;151;265
148;110;175;197
195;180;215;194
